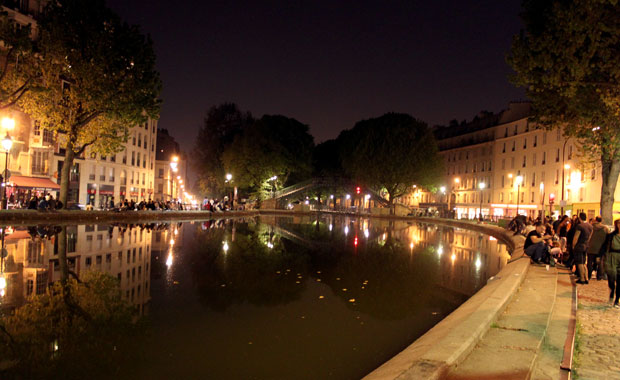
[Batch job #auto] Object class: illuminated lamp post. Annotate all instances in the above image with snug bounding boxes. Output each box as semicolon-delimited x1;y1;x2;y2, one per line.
561;164;570;216
478;182;486;221
170;156;179;201
515;175;523;216
1;134;13;210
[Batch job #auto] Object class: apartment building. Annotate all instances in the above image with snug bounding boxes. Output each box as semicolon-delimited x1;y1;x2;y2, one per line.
407;101;608;220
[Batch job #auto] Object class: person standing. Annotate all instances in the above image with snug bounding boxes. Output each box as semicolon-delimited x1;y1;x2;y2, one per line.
602;219;620;307
573;212;593;284
587;216;608;280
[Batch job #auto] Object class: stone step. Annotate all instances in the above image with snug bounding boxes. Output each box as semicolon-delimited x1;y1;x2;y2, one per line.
445;264;559;379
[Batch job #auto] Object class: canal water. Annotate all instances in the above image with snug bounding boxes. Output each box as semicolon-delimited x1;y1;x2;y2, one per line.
0;215;509;379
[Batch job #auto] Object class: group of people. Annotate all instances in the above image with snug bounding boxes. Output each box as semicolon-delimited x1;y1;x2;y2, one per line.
25;194;63;210
110;198;187;211
522;213;620;308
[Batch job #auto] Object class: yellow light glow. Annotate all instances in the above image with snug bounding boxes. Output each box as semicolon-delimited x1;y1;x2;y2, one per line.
166;254;173;268
1;117;15;130
564;164;570;170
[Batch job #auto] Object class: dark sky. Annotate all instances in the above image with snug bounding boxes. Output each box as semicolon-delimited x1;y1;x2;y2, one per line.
106;0;525;153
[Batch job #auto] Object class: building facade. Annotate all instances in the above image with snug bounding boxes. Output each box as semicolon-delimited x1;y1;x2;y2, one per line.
403;102;612;220
153;129;187;202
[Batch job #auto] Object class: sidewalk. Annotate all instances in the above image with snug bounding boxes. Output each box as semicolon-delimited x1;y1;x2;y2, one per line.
445;261;574;380
574;277;620;380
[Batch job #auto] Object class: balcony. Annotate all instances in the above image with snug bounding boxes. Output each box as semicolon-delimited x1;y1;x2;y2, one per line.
109;176;115;182
89;174;95;180
99;175;106;181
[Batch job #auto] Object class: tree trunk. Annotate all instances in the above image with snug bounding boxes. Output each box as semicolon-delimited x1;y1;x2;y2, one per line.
58;225;68;283
600;155;620;224
59;142;75;206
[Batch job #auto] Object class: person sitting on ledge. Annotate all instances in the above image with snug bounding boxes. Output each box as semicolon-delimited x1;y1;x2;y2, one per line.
524;222;552;264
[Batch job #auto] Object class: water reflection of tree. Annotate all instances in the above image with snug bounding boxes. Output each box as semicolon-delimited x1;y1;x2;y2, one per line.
0;226;143;379
188;222;310;311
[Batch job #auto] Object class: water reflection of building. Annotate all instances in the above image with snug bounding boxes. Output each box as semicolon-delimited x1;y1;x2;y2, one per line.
0;225;152;315
392;223;510;297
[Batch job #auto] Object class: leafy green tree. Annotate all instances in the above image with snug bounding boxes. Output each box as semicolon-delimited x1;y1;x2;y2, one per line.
192;103;252;197
340;113;442;207
0;9;34;110
508;0;620;222
222;115;314;199
19;0;161;205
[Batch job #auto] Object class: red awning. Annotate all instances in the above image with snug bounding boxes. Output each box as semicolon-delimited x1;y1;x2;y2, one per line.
9;176;60;190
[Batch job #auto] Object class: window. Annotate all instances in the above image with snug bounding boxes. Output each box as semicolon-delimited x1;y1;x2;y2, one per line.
533;136;537;147
142;173;146;185
43;129;54;145
542;152;546;165
109;167;115;182
523;138;527;149
504;128;508;138
555;169;559;185
531;191;535;203
158;168;164;178
502;142;506;153
86;257;92;267
557;129;561;141
31;151;49;175
514;125;518;135
500;192;504;202
34;120;41;136
522;155;526;168
131;152;135;166
123;154;127;164
531;172;536;187
118;251;122;261
510;157;515;169
137;153;140;167
543;132;547;144
132;135;136;145
501;175;505;187
157;183;163;193
591;168;596;181
556;148;560;162
111;154;116;163
568;145;573;160
533;153;537;167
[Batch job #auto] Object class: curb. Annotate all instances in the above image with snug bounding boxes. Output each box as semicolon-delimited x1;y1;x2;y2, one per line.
363;220;529;380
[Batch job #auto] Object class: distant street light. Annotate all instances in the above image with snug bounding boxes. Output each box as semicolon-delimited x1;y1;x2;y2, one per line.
478;182;486;221
2;134;12;210
515;175;523;216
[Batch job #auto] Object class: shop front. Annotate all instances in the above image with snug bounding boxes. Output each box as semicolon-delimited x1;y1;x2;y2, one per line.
98;185;114;209
7;176;60;207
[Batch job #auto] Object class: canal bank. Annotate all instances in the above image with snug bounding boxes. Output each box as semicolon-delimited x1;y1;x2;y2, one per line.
0;210;576;379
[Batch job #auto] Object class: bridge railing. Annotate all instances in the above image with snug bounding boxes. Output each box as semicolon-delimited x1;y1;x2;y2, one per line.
272;177;390;206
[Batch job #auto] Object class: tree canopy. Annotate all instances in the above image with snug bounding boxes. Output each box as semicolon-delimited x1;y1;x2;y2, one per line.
0;9;34;110
222;115;314;199
19;0;161;204
192;103;253;196
339;113;442;205
508;0;620;222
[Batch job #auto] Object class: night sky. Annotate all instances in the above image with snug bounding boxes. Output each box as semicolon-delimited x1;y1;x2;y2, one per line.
106;0;526;153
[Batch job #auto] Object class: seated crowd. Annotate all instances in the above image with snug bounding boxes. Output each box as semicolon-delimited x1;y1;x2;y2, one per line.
519;213;620;308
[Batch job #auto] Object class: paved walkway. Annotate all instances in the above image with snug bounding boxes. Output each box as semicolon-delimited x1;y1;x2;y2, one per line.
574;277;620;380
446;262;573;380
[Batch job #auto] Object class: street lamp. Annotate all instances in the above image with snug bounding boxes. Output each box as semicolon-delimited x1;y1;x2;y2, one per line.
269;175;277;198
169;156;179;201
225;173;235;209
478;182;486;221
561;163;570;215
515;175;523;216
1;134;13;210
539;182;545;218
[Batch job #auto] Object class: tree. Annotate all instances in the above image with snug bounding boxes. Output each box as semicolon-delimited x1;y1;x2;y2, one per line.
0;9;34;110
20;0;161;205
222;115;314;199
192;103;252;196
340;113;443;207
508;0;620;223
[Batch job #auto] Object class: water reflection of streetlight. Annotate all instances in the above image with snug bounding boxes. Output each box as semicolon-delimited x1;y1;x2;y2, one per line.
475;257;482;270
223;241;229;253
344;226;349;235
437;245;443;257
364;229;369;238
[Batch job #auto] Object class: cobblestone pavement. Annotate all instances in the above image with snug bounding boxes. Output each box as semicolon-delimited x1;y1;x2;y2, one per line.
575;277;620;380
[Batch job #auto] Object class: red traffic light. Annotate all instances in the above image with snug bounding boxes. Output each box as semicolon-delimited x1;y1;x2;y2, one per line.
549;193;555;203
356;186;361;194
